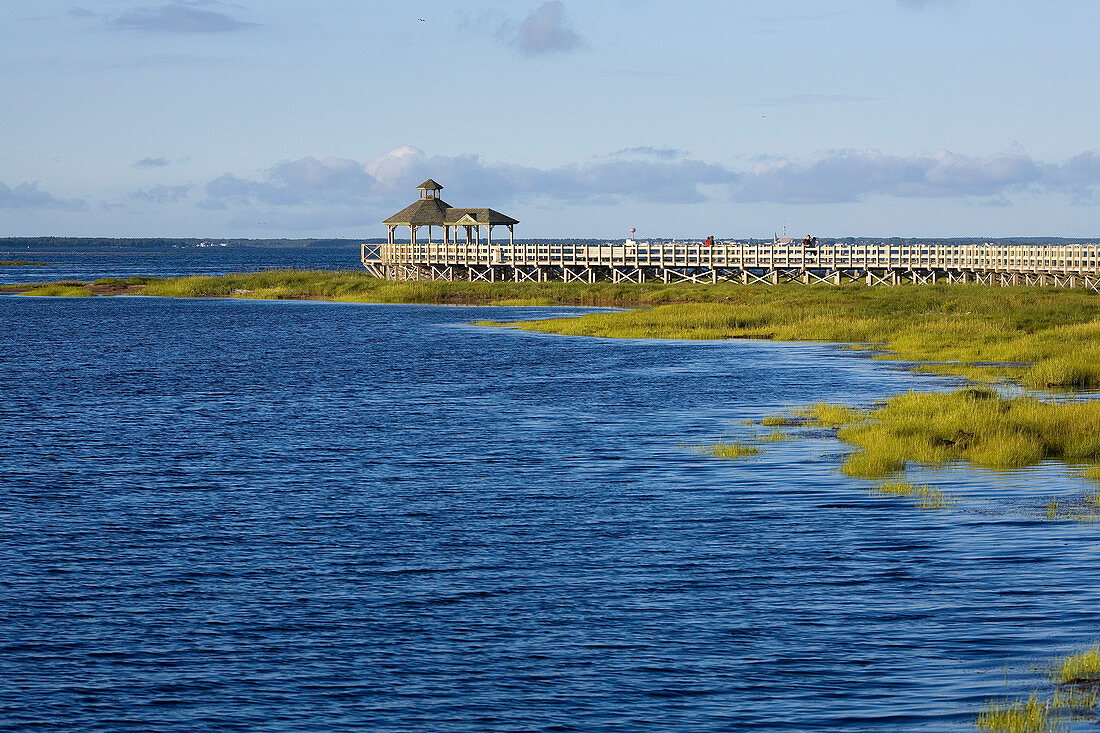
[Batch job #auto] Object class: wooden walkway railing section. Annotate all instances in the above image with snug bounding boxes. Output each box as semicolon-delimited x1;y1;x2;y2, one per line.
361;242;1100;291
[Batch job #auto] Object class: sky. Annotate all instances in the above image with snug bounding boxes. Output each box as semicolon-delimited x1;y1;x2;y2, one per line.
3;0;1100;239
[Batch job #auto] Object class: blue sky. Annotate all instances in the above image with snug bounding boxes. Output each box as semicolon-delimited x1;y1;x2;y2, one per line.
3;0;1100;239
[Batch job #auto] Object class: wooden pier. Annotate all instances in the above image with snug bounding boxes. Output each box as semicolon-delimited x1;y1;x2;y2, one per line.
368;182;1099;290
362;240;1100;292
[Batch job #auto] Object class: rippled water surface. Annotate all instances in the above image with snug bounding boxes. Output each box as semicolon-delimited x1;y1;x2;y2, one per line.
0;245;357;283
2;295;1099;732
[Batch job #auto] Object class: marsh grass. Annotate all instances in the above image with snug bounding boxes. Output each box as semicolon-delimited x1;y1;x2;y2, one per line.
18;282;94;297
502;284;1100;390
0;260;47;266
698;440;759;459
796;403;866;428
93;276;156;286
977;645;1100;732
1050;686;1098;712
1054;645;1100;685
758;429;789;442
761;415;802;427
136;271;728;306
797;389;1100;479
976;695;1053;732
873;480;954;509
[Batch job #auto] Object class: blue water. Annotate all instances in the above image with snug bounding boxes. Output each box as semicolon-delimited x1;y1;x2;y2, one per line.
0;244;359;283
3;279;1100;729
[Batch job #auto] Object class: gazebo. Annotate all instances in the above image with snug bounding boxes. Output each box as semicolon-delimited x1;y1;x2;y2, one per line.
383;180;518;248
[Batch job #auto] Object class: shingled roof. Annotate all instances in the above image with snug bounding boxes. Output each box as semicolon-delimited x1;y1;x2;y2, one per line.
383;197;452;225
383;183;518;227
445;208;519;226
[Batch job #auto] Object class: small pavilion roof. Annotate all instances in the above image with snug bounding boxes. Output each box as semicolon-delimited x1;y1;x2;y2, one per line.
444;208;519;226
383;181;519;227
383;197;452;225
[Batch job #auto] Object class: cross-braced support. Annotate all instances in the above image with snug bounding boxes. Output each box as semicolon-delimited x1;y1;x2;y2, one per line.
611;267;644;284
743;269;771;285
428;265;454;281
866;270;895;287
468;266;494;283
804;269;838;286
561;266;592;284
512;266;540;283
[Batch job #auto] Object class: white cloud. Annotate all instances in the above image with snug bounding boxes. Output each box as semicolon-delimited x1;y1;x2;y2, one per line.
130;184;191;203
133;157;170;168
498;2;583;56
194;146;1100;228
732;149;1043;203
0;181;86;211
200;147;738;215
201;156;376;208
110;2;258;33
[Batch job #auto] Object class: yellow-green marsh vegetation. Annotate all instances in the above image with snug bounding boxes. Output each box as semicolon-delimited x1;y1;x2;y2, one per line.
498;284;1100;391
698;440;759;459
873;480;954;509
975;695;1052;732
17;281;94;297
1054;644;1100;685
977;644;1100;732
793;388;1100;479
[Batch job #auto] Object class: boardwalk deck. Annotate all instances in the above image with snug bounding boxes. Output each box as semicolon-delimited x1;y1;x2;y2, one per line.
361;241;1100;291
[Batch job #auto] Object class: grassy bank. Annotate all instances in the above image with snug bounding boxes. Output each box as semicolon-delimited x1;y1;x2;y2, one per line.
490;284;1100;391
48;270;749;306
0;260;48;266
796;388;1100;479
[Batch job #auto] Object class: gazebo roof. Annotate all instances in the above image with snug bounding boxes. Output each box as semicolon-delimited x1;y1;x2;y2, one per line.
383;197;452;225
444;208;519;226
383;181;519;227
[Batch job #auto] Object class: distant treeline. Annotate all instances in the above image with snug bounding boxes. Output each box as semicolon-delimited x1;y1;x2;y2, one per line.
1;235;1096;251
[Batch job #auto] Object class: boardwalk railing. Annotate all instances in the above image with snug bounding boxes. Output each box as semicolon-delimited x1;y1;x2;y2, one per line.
361;242;1100;291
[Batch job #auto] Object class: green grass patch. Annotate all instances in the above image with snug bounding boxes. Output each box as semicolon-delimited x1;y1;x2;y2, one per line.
498;284;1100;391
135;270;738;305
804;389;1100;479
976;695;1052;732
0;260;48;266
698;440;759;459
1054;644;1100;685
873;480;954;509
758;429;789;442
92;276;156;286
18;282;94;297
761;414;802;427
977;644;1100;731
796;402;866;428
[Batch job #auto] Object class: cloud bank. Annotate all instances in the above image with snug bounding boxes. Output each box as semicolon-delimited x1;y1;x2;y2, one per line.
187;146;1100;228
110;2;258;33
0;182;86;211
498;1;583;56
133;157;170;168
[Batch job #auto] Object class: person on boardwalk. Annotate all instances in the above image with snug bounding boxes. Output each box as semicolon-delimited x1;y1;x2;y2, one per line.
704;235;714;247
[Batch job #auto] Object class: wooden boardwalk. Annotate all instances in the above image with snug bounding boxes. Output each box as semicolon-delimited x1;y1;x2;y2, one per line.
362;241;1100;291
